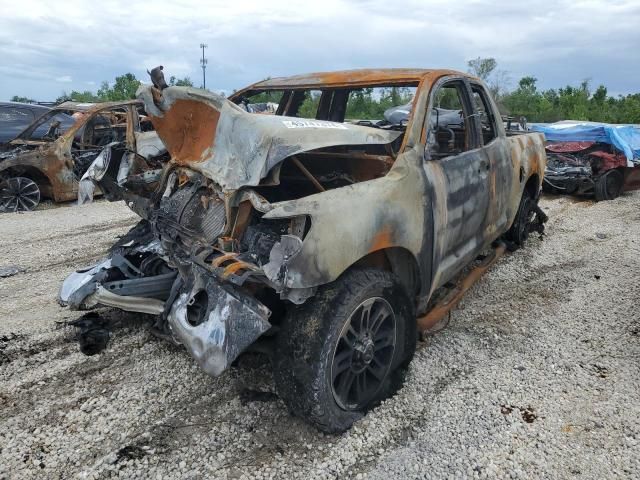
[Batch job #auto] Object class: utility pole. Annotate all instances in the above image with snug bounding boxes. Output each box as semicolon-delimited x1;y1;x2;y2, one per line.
200;43;208;90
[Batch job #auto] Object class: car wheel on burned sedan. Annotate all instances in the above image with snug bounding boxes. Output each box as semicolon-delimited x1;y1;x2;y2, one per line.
273;268;416;433
595;169;624;201
0;177;40;212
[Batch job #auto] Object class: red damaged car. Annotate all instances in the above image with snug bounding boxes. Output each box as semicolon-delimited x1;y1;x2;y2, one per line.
533;122;640;200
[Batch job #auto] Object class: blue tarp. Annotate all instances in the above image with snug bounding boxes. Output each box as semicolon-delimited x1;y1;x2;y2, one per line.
531;122;640;166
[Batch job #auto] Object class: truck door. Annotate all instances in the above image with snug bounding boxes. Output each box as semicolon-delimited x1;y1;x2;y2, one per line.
423;78;492;288
469;83;514;237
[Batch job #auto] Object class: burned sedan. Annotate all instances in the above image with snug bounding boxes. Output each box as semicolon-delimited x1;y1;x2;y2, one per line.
0;101;158;212
532;121;640;200
60;68;547;432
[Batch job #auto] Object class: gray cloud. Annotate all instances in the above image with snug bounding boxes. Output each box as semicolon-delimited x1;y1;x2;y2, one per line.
0;0;638;101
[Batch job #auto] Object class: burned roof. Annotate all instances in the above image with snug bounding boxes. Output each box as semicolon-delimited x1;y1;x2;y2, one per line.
242;68;467;90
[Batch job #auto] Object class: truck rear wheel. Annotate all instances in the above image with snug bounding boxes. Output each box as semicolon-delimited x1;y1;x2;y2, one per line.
595;169;624;201
505;192;535;247
273;268;416;433
0;177;40;212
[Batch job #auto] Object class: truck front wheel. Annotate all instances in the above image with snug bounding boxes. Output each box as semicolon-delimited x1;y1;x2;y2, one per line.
273;268;416;433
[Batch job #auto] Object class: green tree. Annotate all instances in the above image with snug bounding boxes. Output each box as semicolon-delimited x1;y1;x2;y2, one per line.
246;90;283;104
169;76;194;87
467;57;510;101
298;91;322;118
97;73;141;101
10;95;35;103
614;94;640;124
467;57;497;81
499;76;640;123
502;77;542;120
345;87;414;120
56;90;100;103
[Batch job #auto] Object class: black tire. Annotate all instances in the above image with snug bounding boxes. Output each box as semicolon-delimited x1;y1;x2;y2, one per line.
0;177;40;212
595;169;624;201
273;268;416;433
505;191;535;247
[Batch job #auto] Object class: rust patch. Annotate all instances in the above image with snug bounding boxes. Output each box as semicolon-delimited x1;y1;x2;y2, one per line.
149;98;219;165
370;227;393;252
236;68;465;92
211;253;238;268
222;261;257;279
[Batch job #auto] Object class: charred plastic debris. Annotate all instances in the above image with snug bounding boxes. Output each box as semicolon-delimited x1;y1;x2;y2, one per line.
0;101;162;212
532;122;640;200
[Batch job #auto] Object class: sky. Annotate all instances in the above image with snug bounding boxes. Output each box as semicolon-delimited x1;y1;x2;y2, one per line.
0;0;638;101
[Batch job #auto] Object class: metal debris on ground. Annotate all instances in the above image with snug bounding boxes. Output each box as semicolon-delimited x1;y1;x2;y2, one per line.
0;265;23;278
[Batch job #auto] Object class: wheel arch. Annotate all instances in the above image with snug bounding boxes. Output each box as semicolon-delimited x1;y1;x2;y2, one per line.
0;166;53;199
350;247;421;298
524;173;541;199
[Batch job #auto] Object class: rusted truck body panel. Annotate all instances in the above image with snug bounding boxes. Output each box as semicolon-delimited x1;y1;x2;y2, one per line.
60;68;546;380
0;101;146;207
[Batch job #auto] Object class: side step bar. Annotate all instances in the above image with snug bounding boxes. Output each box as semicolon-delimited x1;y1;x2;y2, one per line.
417;242;507;334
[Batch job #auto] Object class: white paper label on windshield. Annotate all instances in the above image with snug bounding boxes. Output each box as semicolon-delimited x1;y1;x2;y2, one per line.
282;120;348;129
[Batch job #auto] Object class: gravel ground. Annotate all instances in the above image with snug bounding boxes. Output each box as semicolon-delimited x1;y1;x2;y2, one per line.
0;194;638;479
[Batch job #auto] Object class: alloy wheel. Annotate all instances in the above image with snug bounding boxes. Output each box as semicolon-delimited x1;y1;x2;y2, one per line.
0;177;40;212
331;297;397;410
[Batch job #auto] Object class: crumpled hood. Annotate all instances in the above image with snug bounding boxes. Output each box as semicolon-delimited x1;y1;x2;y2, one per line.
137;85;401;191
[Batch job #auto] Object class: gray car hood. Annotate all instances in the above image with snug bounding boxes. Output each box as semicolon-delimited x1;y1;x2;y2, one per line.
137;85;401;191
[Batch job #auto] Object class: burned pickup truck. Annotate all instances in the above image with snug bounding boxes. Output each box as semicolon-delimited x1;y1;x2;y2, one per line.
60;68;546;432
0;101;160;212
532;121;640;200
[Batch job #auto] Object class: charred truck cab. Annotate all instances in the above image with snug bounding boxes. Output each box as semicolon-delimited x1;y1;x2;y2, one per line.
60;68;547;432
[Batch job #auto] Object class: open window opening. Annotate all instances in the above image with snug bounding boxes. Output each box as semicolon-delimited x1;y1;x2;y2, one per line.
426;82;471;159
471;85;497;145
17;109;75;142
236;90;284;115
69;107;133;180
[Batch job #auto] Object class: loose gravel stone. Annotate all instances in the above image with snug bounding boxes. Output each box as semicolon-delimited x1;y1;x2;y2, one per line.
0;194;638;479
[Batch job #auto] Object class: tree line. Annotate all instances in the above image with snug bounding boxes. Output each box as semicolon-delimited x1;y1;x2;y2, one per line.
470;57;640;124
10;73;194;104
10;59;640;124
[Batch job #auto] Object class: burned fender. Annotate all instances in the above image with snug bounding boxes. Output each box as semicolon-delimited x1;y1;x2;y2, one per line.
259;154;426;290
